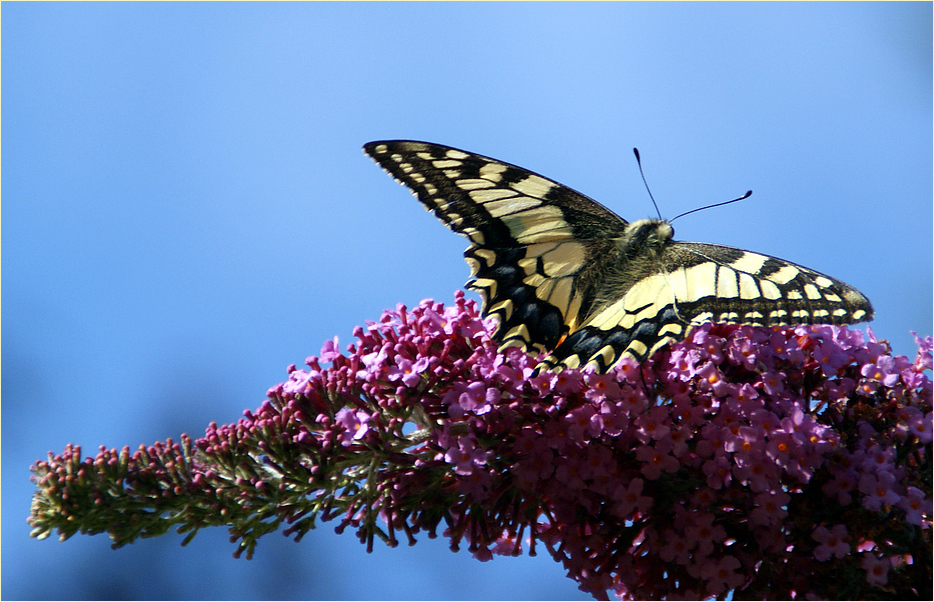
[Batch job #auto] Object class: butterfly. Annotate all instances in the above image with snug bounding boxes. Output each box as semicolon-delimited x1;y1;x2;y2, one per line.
363;140;873;374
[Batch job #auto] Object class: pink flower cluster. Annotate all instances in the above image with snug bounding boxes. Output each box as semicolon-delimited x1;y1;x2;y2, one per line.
261;293;931;599
29;292;931;599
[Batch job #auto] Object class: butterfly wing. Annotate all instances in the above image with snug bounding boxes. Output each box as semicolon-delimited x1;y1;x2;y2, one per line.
363;140;628;357
535;241;874;372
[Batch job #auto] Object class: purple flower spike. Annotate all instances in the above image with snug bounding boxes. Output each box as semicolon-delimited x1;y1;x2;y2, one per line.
28;293;932;600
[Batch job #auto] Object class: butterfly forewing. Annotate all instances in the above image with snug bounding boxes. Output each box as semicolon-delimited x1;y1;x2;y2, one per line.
364;140;874;374
364;140;627;355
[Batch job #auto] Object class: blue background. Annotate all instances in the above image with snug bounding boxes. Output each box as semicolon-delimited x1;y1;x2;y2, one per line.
4;3;931;599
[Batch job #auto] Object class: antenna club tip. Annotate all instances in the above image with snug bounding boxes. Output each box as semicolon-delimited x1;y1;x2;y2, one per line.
743;190;753;199
633;148;640;160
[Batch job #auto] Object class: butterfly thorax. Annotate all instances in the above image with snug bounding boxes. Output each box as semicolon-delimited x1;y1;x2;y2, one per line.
578;219;677;324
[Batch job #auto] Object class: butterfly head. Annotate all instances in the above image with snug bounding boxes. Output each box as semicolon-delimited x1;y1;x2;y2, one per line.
620;219;674;257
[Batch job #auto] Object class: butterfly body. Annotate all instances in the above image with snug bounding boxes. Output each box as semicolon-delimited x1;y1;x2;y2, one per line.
364;140;873;373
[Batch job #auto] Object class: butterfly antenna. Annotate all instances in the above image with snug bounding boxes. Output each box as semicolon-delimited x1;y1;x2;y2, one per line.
670;190;753;223
633;148;663;220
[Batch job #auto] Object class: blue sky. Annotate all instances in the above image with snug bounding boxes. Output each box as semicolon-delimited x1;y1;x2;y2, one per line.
3;3;931;599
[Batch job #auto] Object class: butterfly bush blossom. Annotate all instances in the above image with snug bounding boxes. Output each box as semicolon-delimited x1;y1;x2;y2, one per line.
29;292;932;600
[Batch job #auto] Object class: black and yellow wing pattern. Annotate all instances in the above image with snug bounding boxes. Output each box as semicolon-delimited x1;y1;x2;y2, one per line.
363;140;873;373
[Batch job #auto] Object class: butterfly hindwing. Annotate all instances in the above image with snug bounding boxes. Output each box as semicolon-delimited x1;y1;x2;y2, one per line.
535;241;874;372
364;140;874;374
665;243;873;327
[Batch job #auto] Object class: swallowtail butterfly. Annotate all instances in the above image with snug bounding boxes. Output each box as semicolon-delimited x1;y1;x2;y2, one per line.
364;140;873;374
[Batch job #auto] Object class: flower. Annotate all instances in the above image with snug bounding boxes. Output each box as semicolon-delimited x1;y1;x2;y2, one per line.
861;355;900;387
636;439;680;480
822;469;859;506
658;529;692;565
684;511;727;558
703;453;733;490
910;411;933;444
565;404;603;442
727;335;759;371
813;342;851;377
319;336;343;363
634;405;671;443
812;524;850;561
610;477;652;518
584;371;623;402
334;408;370;446
913;332;933;369
898;486;930;527
702;555;745;595
697;361;732;397
387;356;430;387
861;554;890;586
858;471;901;512
444;435;490;476
749;489;790;526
